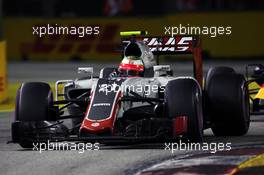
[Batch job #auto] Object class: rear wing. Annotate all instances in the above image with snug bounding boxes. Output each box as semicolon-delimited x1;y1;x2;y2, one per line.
120;31;203;86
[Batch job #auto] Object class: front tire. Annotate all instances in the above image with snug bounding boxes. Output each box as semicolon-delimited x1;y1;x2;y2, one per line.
16;82;54;121
165;78;203;142
13;82;54;148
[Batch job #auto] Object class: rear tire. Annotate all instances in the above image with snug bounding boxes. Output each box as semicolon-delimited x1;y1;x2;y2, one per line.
165;78;203;142
205;67;250;136
205;67;235;90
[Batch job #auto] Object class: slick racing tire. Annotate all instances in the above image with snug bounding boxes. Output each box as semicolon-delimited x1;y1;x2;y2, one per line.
206;67;250;136
16;82;54;121
14;82;54;148
205;66;235;91
203;67;236;124
165;78;203;142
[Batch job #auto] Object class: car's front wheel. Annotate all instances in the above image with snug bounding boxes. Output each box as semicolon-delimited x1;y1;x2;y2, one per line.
12;82;56;148
164;78;203;142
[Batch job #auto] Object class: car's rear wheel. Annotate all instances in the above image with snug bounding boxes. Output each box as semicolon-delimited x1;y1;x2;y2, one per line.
205;67;235;90
165;78;203;142
205;67;250;136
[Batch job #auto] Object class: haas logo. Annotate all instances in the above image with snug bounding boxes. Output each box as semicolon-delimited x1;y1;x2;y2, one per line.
143;36;193;52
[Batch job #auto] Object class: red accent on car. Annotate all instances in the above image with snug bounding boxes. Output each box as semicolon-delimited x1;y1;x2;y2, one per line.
173;116;188;136
262;84;264;88
119;63;144;72
84;91;93;117
80;118;115;133
80;92;121;134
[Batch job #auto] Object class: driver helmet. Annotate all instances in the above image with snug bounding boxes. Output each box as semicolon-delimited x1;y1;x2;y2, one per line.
118;56;144;77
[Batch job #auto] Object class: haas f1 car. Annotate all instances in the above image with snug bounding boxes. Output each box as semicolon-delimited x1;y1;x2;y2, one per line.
11;31;250;148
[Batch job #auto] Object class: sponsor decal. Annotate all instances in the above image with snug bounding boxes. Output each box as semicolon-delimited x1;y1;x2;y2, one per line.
22;23;120;56
93;103;111;107
91;122;100;127
5;14;264;60
143;36;193;52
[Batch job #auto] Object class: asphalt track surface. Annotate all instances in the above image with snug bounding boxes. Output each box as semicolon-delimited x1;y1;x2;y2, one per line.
1;61;264;175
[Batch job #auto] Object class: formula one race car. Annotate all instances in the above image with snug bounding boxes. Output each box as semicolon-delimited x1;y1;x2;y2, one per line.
246;64;264;115
11;31;250;148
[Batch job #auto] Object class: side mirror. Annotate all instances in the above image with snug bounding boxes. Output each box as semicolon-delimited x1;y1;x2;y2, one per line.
153;65;171;77
78;67;93;78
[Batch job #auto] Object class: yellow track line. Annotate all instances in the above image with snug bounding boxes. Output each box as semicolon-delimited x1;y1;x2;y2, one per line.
229;153;264;174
